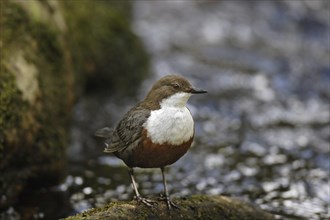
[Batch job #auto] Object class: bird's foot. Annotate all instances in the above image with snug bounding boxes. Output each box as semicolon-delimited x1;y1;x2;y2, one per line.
159;194;180;209
134;195;156;207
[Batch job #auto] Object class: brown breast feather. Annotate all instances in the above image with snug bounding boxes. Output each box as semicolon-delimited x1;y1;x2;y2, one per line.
126;129;193;168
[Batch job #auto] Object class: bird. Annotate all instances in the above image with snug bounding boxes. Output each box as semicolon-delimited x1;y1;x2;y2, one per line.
95;74;207;209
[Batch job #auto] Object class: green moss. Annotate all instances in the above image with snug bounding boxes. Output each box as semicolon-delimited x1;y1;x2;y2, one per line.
0;67;26;154
24;17;70;187
62;0;150;95
0;3;31;167
1;0;150;209
0;1;70;204
64;195;275;220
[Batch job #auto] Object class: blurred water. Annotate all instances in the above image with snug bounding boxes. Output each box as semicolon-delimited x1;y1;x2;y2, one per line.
3;1;328;220
63;1;329;220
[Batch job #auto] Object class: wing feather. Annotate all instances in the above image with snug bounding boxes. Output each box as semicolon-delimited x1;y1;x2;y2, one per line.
95;105;150;153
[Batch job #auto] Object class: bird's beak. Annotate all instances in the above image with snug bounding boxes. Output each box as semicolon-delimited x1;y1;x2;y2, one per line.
190;88;207;94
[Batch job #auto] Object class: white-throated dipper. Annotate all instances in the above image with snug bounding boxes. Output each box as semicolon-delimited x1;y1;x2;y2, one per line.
95;74;207;209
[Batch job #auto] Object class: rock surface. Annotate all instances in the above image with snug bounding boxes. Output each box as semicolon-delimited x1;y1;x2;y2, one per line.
64;195;275;220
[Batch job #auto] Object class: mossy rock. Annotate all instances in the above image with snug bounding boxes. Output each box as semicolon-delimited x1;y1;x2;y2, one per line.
0;1;71;208
62;0;150;95
64;195;276;220
0;0;149;208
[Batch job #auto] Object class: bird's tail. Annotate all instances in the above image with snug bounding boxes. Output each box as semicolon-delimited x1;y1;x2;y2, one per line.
94;127;113;138
95;127;123;153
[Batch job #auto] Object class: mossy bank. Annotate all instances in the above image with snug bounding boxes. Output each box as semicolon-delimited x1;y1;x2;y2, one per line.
0;0;149;208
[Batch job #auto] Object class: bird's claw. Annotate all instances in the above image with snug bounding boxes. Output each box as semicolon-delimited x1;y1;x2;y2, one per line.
159;194;180;209
134;196;156;207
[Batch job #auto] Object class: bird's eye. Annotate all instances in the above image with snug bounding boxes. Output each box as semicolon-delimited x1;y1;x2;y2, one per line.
172;83;180;89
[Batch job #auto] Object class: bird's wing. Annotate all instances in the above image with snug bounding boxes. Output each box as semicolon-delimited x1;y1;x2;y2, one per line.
96;105;150;153
115;106;151;151
94;127;124;152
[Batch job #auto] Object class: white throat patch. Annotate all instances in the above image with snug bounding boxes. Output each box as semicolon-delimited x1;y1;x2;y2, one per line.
160;92;192;108
144;92;194;145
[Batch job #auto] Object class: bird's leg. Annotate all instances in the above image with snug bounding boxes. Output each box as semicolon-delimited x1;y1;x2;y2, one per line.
159;167;179;209
128;167;155;207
